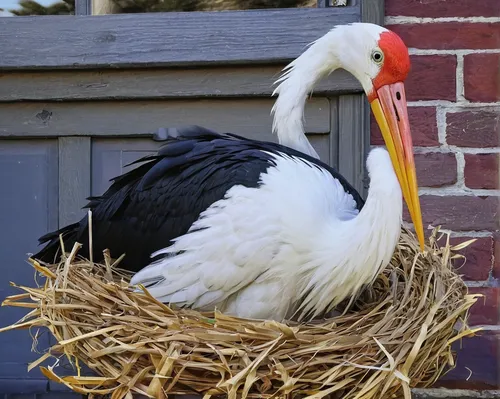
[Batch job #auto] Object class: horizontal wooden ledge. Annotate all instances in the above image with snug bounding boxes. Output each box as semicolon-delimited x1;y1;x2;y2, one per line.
0;97;332;137
0;7;360;70
0;67;362;102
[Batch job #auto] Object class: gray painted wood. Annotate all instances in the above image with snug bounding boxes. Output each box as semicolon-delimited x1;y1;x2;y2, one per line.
360;96;371;195
58;137;91;227
0;68;361;102
338;94;369;197
47;136;92;395
91;139;159;196
361;0;385;25
0;98;330;137
328;97;339;170
74;0;91;15
359;0;384;193
0;8;360;70
0;140;58;393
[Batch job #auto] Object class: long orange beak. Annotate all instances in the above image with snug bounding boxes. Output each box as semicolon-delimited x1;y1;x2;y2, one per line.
370;82;425;251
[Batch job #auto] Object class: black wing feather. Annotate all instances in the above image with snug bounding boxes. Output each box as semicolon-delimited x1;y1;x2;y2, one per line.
33;125;364;272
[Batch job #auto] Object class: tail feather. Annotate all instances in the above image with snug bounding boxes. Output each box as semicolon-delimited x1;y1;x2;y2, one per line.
32;222;82;264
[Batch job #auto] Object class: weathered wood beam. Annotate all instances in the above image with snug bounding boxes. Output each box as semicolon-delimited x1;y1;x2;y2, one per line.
0;98;331;138
0;67;361;102
0;7;360;70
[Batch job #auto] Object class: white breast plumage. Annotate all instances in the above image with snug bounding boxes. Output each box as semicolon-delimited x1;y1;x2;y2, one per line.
130;150;399;321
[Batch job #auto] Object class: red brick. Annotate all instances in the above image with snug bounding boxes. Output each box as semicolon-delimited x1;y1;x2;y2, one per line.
467;287;500;325
415;153;457;187
403;195;500;231
405;55;456;101
464;54;500;103
387;23;500;50
438;236;494;281
465;154;499;189
437;330;500;389
386;0;500;18
370;107;439;146
447;110;500;148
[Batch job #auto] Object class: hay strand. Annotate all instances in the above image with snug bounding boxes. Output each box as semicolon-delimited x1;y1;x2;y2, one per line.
1;227;479;399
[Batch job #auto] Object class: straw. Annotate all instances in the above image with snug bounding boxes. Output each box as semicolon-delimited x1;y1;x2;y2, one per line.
0;226;480;399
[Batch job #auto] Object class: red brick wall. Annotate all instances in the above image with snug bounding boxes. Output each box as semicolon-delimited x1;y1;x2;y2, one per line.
371;0;500;393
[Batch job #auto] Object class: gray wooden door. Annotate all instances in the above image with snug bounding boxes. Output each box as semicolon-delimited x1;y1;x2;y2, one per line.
0;0;382;396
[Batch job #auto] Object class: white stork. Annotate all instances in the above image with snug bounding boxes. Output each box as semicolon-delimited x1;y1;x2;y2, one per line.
33;22;425;322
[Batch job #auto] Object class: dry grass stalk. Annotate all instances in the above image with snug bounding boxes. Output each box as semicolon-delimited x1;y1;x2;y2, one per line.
0;227;480;399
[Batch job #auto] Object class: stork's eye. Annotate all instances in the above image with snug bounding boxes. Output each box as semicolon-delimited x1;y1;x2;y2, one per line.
372;50;384;64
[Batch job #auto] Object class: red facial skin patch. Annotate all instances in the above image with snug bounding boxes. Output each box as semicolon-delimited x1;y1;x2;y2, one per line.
367;30;411;102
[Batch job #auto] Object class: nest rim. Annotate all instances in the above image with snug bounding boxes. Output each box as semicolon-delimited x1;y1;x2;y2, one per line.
0;226;481;399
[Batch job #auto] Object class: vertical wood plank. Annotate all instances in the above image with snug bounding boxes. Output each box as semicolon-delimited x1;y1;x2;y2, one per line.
51;138;92;394
359;0;383;198
58;137;91;227
338;94;369;198
360;95;371;197
74;0;91;15
361;94;371;195
360;0;385;25
328;96;339;170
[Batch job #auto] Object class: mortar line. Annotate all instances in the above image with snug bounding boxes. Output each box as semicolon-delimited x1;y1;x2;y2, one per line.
455;152;466;189
408;101;500;110
418;187;500;196
435;106;448;146
408;49;500;55
456;53;465;102
411;147;500;154
371;145;500;154
465;280;498;287
385;16;500;24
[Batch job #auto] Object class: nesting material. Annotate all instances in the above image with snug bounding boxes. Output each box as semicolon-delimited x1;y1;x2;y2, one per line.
1;228;480;399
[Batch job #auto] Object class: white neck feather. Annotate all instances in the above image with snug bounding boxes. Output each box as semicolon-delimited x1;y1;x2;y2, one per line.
294;148;403;320
271;23;386;159
271;31;341;159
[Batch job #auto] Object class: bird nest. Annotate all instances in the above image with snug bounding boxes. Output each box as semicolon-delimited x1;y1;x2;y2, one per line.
1;227;480;399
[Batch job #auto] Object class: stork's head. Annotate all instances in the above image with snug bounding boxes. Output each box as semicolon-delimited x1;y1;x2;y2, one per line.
333;23;424;250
